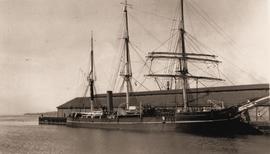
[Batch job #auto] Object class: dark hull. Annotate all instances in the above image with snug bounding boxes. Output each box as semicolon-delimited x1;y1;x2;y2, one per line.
66;106;262;135
66;116;260;135
174;117;260;135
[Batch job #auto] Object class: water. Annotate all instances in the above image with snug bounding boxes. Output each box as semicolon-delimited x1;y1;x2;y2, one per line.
0;115;269;154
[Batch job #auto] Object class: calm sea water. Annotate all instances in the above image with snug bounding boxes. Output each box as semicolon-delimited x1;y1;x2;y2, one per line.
0;115;269;154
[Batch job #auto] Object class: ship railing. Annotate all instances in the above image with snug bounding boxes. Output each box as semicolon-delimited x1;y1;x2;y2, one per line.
68;111;104;121
207;100;225;109
176;105;225;113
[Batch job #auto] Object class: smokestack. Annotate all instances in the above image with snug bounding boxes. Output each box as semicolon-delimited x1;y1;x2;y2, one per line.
107;91;113;114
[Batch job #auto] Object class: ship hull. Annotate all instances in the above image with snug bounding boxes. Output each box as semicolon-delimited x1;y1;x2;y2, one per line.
174;117;260;135
66;116;260;135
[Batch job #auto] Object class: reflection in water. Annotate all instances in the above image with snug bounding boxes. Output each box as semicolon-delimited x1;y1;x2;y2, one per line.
0;115;269;154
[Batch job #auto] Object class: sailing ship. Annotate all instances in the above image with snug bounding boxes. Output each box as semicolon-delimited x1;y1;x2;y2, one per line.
66;0;269;135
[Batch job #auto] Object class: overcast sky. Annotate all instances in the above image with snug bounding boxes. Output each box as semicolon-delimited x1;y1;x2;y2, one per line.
0;0;269;115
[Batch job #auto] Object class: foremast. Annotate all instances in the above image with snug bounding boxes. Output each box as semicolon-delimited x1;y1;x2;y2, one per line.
120;0;133;110
146;0;223;112
87;32;95;112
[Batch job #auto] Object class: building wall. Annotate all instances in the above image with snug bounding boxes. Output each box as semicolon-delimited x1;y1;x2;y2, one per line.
94;88;269;107
57;85;269;117
248;106;270;122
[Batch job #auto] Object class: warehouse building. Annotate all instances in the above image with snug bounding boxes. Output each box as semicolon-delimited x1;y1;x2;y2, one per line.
57;84;269;117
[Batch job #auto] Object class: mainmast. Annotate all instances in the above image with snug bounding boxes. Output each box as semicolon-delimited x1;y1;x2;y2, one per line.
88;31;95;112
179;0;188;111
121;0;133;110
146;0;223;112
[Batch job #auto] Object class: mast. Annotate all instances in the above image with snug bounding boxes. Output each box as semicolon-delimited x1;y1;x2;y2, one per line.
88;31;95;112
145;0;223;111
179;0;188;111
121;0;133;110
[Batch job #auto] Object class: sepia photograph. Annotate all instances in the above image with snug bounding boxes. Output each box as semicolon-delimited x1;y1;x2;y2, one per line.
0;0;270;153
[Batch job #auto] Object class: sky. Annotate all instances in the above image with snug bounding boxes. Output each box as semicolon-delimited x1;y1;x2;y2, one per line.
0;0;269;115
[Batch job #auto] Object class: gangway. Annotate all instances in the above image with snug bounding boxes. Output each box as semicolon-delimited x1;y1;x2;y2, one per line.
237;96;270;113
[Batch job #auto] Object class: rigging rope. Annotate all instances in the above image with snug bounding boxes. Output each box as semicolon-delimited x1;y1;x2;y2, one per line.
187;0;235;45
186;0;262;83
185;33;261;83
151;32;178;52
129;13;163;44
110;13;127;91
188;62;218;79
131;7;178;22
132;77;150;91
129;42;164;90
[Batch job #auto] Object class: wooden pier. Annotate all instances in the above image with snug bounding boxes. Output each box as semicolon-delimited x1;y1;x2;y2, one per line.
39;117;67;125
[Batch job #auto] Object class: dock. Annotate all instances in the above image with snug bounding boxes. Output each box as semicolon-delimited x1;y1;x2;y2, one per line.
38;105;270;134
250;121;270;134
39;117;67;125
248;105;270;134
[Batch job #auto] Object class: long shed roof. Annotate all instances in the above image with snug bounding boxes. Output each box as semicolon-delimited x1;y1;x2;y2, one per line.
57;84;269;109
